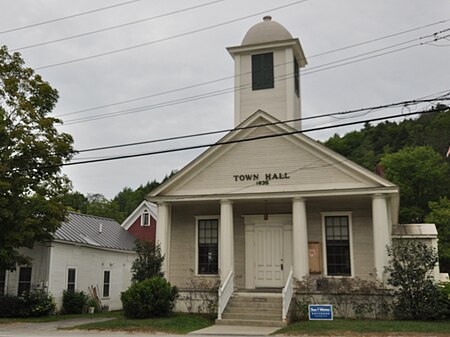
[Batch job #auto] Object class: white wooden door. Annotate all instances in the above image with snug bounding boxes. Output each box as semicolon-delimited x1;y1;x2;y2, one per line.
255;226;284;287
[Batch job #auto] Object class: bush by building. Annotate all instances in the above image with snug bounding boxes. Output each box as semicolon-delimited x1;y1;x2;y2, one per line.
62;290;88;314
121;276;178;318
0;290;55;318
386;240;448;320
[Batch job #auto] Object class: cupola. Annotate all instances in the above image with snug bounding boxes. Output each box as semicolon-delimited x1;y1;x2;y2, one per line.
227;16;307;130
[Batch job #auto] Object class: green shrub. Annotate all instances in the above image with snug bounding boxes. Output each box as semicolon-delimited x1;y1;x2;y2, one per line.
0;294;27;317
386;240;446;320
438;282;450;319
62;290;88;314
131;241;164;283
0;290;55;317
22;290;56;317
121;276;178;318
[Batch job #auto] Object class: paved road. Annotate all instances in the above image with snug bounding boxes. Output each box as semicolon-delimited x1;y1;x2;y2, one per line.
0;318;188;337
0;317;284;337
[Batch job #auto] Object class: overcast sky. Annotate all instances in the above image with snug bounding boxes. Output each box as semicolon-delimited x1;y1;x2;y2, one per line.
2;0;449;199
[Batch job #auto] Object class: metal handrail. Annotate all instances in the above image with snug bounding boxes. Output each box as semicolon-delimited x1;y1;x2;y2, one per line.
282;266;294;322
217;270;234;320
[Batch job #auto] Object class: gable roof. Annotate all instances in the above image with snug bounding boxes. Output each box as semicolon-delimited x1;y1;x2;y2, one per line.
121;200;157;230
54;212;136;251
149;110;398;201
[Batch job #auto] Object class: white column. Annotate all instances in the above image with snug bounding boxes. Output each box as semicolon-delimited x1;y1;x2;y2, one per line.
220;200;234;283
156;202;171;277
372;194;390;282
292;197;309;280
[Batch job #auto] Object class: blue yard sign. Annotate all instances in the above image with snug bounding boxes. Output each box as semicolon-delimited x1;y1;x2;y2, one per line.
308;304;333;320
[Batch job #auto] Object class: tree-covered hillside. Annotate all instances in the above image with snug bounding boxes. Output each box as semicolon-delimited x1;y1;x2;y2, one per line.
325;106;450;271
324;104;449;171
63;171;176;224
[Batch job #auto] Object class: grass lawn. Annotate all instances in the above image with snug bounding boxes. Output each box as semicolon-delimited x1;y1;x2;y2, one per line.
276;319;450;335
0;310;120;324
62;312;214;334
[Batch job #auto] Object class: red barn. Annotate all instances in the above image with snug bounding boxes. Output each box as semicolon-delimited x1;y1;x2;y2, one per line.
121;201;157;242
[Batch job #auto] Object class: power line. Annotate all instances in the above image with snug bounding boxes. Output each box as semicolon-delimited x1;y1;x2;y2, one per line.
308;18;450;58
56;19;449;118
10;0;226;52
72;96;450;154
59;33;438;125
0;0;142;35
53;108;446;169
34;0;310;70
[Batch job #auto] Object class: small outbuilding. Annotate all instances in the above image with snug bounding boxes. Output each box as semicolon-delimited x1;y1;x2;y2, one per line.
1;212;136;311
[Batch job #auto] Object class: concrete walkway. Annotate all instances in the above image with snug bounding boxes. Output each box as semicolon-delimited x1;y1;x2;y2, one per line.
189;324;280;336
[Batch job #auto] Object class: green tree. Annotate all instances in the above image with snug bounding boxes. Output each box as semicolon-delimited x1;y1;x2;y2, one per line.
380;146;449;223
84;193;121;220
131;240;164;283
0;46;74;271
324;107;450;171
385;240;446;320
426;197;450;272
62;191;88;213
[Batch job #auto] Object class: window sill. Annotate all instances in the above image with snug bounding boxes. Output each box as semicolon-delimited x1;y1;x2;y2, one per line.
195;274;219;278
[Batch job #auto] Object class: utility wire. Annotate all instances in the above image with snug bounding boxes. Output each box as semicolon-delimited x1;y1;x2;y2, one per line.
0;0;142;35
49;108;447;169
34;0;310;70
57;19;449;117
60;34;438;125
308;18;450;58
10;0;226;52
70;96;450;155
56;24;450;118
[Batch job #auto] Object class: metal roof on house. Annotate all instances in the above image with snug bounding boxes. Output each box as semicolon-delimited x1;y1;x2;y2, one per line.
392;223;438;237
54;212;136;251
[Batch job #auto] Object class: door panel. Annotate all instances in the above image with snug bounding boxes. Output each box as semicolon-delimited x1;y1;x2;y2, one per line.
255;227;283;287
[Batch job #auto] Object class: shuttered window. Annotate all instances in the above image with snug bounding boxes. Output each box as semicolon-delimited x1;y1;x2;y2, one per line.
252;52;274;90
294;58;299;96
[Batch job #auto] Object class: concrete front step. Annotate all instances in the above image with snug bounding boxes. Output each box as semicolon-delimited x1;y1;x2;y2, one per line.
227;301;282;309
219;291;286;327
215;318;287;328
224;306;281;314
232;294;282;302
222;312;281;321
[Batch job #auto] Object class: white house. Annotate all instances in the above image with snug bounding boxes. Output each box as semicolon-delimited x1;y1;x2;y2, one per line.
147;17;440;324
1;212;136;311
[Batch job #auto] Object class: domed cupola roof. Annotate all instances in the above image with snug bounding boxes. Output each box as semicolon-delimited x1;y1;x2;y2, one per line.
241;16;293;45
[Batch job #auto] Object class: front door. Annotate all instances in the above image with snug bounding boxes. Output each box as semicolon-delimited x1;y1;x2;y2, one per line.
255;226;284;287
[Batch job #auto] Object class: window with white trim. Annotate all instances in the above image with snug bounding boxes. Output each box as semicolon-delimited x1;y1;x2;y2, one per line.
197;218;219;275
103;270;110;298
18;267;32;295
67;268;76;292
324;215;352;276
141;210;150;226
0;270;5;295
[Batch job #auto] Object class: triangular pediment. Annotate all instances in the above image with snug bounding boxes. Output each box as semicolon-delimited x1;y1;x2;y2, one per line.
149;111;396;199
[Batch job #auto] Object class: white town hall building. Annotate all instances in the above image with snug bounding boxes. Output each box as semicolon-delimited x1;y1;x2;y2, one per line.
148;17;440;324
